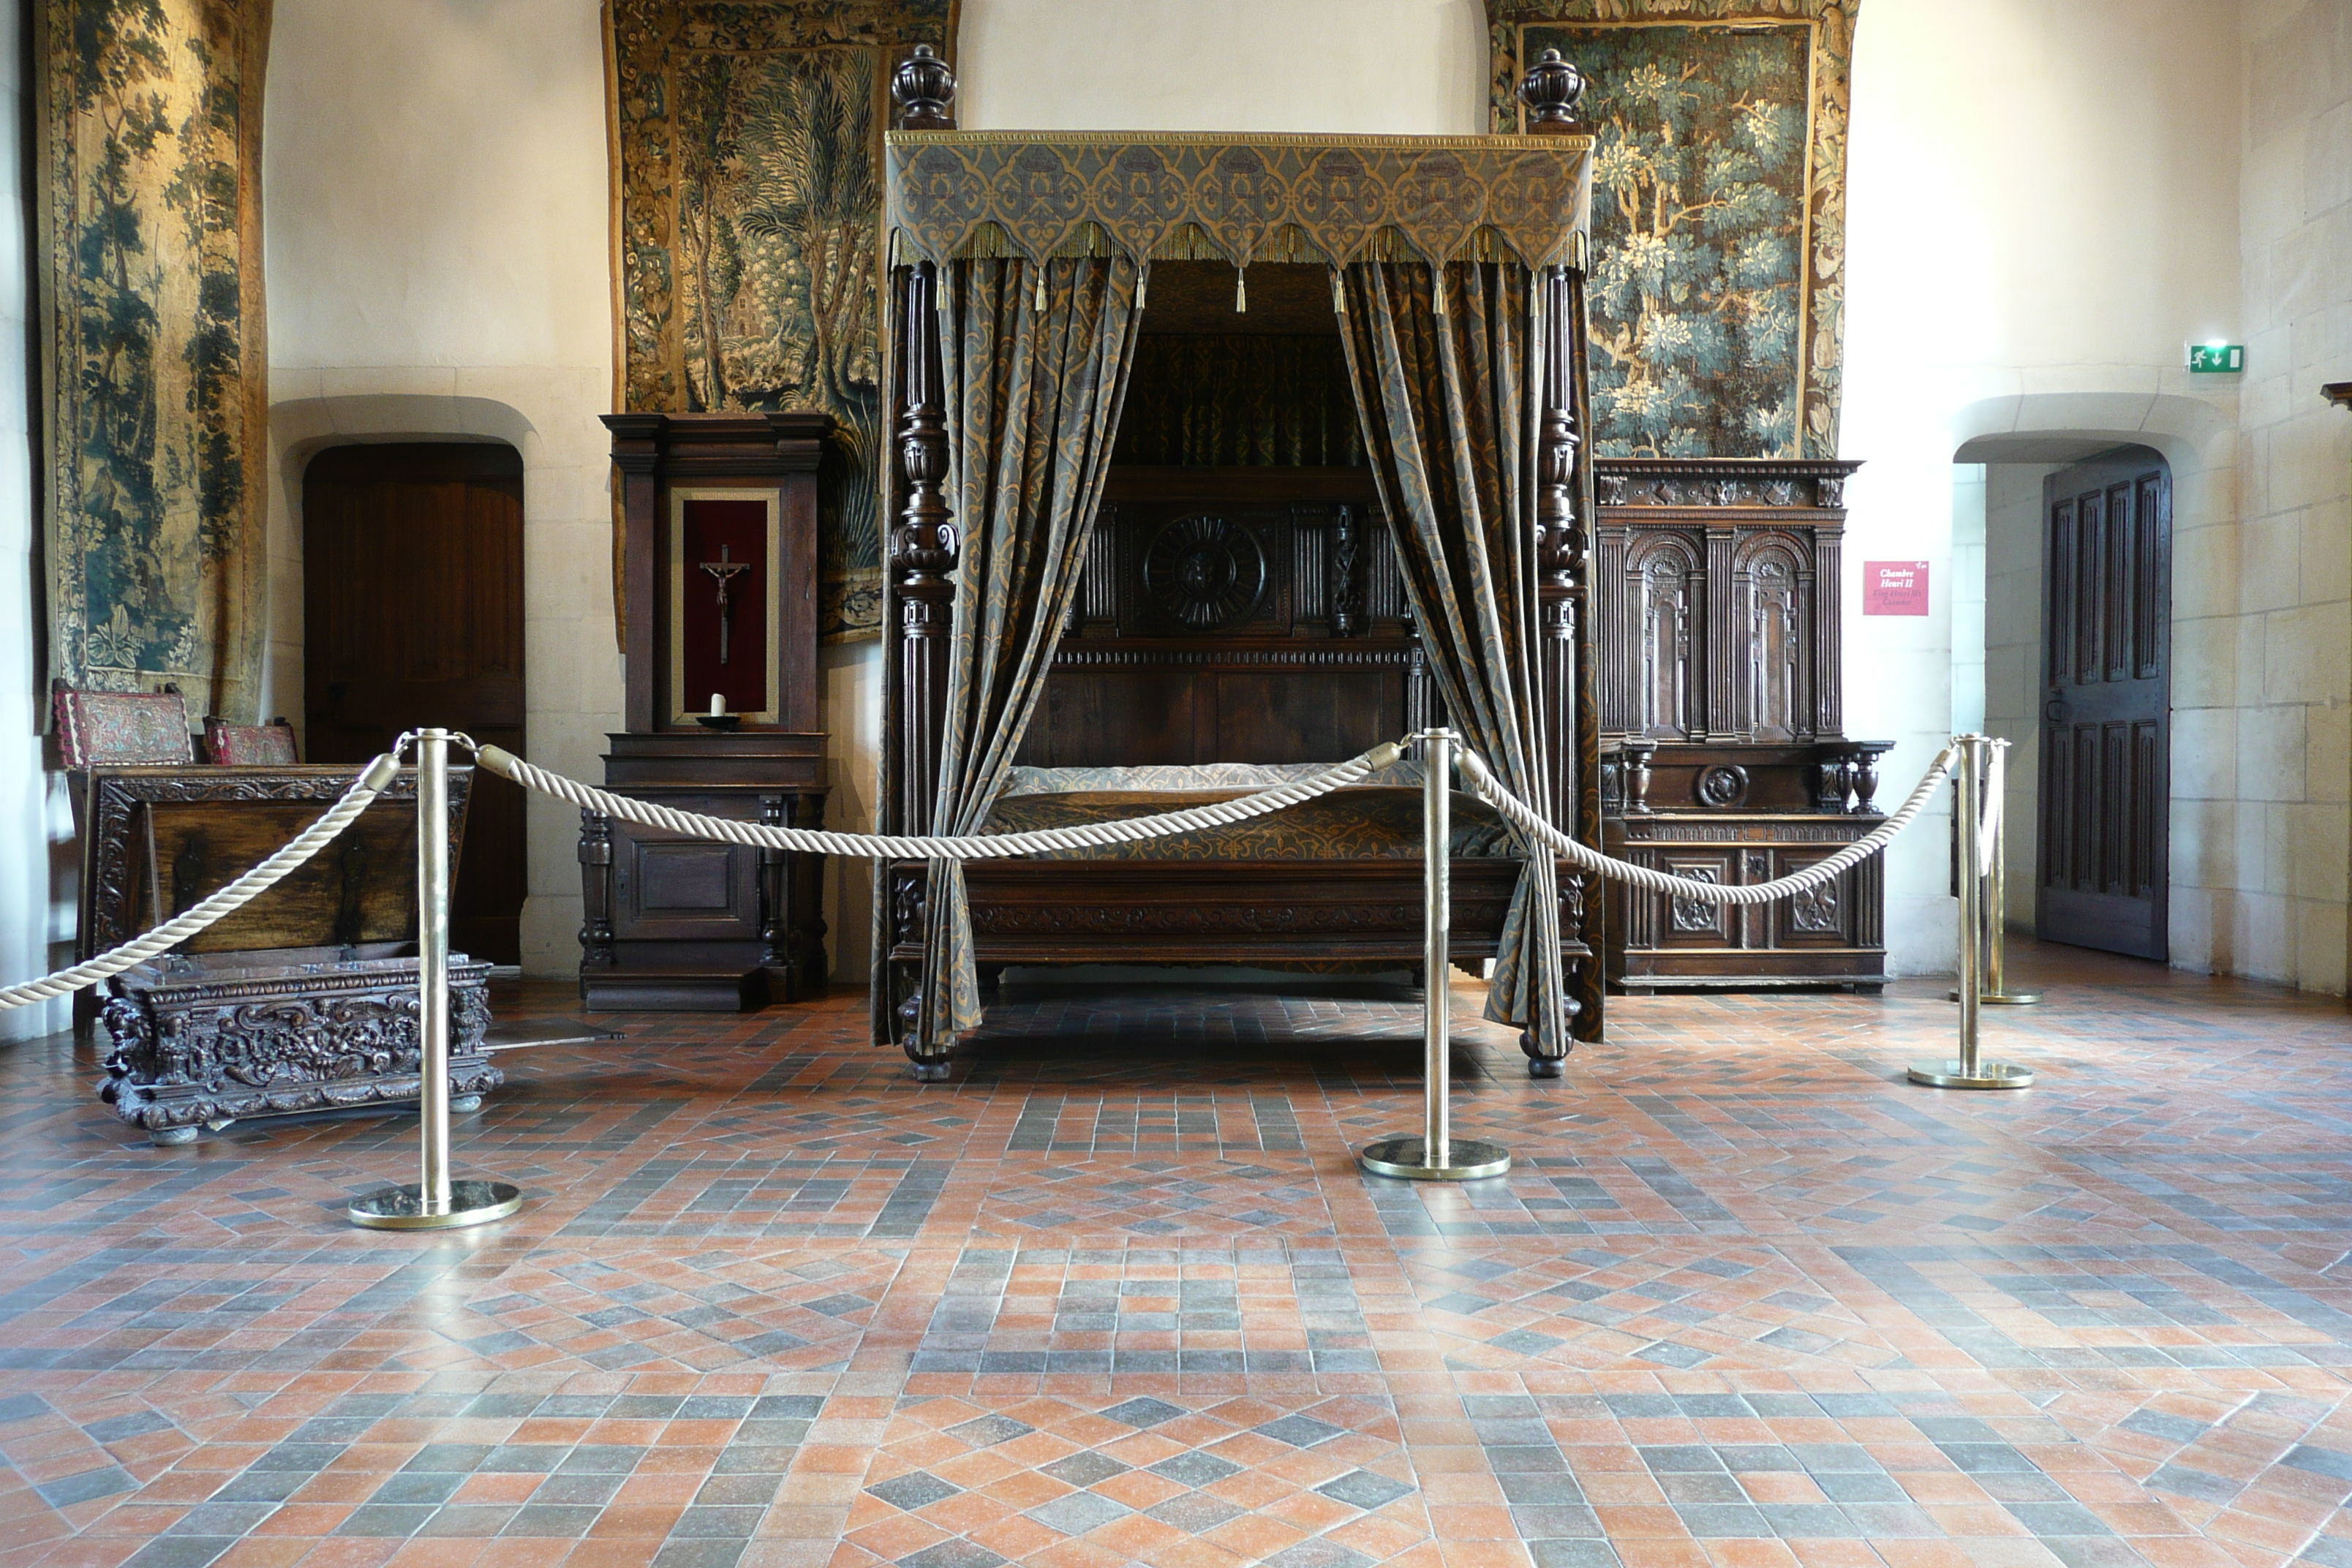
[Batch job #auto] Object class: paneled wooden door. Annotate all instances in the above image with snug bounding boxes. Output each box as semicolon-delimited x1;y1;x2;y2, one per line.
2038;449;2170;959
304;444;527;964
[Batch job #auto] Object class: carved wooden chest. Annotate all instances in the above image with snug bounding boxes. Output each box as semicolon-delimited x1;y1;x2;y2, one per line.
102;946;500;1145
82;762;502;1143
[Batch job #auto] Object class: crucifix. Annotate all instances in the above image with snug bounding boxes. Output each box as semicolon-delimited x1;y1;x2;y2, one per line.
699;543;751;665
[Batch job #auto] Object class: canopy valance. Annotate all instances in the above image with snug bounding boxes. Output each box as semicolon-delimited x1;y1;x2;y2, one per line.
884;131;1596;274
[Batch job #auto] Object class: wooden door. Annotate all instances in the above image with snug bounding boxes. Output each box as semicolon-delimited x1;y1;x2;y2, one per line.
304;445;527;964
2038;449;2169;959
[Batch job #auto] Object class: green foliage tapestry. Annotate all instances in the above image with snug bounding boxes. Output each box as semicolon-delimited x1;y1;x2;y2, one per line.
39;0;273;720
611;0;952;643
1485;1;1858;459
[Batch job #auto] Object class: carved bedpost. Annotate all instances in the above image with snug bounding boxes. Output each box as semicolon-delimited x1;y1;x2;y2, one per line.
891;44;957;130
1518;50;1601;1049
892;260;956;841
1535;265;1582;837
1518;48;1586;132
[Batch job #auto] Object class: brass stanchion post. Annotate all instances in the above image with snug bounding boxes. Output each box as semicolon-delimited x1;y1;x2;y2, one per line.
350;729;524;1229
1360;729;1510;1180
1911;735;2033;1090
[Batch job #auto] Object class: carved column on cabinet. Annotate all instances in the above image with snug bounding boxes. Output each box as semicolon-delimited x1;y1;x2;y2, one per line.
1703;527;1735;740
758;796;792;987
1814;527;1844;739
789;791;829;989
892;261;955;840
1330;505;1365;637
607;423;662;734
578;811;615;970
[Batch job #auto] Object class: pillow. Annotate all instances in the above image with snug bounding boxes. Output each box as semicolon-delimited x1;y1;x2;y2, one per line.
53;686;197;769
1001;756;1425;797
204;717;300;766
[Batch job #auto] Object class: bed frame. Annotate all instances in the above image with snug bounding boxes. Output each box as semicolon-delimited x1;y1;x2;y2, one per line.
871;64;1605;1072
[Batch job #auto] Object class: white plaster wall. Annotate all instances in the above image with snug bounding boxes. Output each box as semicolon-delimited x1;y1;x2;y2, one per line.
1843;0;2243;973
959;0;1488;135
0;0;68;1042
2228;0;2352;993
264;0;622;978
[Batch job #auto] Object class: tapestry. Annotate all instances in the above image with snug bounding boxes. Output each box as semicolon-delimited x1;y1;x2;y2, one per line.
38;0;273;720
886;132;1594;274
609;0;952;643
1485;0;1858;459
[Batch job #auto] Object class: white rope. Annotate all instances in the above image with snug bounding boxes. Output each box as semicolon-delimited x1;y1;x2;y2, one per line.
0;726;1972;1017
475;741;1409;860
1458;743;1960;907
0;753;404;1011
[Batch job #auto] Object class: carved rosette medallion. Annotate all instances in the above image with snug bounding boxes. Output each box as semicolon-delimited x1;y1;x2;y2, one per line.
1143;516;1267;633
1694;764;1749;808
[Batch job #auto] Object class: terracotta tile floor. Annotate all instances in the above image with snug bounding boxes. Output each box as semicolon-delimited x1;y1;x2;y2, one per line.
2;943;2350;1568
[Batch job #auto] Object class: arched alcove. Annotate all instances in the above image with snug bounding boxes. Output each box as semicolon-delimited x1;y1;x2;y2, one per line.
1947;391;2235;973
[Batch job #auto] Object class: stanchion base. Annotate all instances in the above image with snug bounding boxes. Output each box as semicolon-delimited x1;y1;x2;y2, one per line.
348;1180;524;1230
1357;1137;1510;1181
1946;989;2044;1005
1906;1059;2035;1090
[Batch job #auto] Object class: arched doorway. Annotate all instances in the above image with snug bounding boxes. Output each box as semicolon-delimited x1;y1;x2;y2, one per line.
303;443;527;964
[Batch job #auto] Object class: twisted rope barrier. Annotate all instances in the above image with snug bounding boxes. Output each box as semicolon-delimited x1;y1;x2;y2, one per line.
0;751;405;1012
1455;742;1961;906
472;741;1405;859
0;731;1987;1014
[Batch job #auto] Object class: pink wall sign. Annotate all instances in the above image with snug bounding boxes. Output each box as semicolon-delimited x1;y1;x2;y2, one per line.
1863;560;1930;616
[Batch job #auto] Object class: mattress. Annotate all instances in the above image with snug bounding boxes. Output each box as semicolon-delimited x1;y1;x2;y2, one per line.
979;785;1515;861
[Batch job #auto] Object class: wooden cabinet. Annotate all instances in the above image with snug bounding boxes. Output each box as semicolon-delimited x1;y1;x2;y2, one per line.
584;414;832;1011
1594;457;1893;992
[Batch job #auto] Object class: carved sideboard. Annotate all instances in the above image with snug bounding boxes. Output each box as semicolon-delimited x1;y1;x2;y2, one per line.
1594;458;1895;992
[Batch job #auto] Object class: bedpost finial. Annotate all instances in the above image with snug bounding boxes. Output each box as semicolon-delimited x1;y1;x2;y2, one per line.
893;43;957;130
1518;46;1585;132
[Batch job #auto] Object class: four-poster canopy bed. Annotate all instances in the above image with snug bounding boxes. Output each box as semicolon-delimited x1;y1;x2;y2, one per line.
872;53;1607;1079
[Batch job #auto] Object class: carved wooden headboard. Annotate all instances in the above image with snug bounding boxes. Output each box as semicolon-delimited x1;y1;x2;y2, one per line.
1015;466;1433;768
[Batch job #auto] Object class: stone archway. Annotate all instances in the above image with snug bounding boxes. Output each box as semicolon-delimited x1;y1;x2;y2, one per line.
1948;391;2236;974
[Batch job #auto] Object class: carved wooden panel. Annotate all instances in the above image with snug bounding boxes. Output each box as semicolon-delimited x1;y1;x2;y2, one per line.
1627;536;1700;739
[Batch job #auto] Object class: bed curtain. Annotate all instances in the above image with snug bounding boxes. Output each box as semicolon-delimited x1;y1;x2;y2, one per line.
918;254;1148;1049
1335;260;1570;1060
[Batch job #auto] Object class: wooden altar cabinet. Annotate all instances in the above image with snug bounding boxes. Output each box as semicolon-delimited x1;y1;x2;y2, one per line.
587;412;830;1011
1594;457;1895;992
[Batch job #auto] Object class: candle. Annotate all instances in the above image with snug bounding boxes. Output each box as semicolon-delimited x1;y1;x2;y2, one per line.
709;693;727;717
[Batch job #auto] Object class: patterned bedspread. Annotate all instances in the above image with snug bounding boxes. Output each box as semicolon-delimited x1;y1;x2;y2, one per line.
979;787;1516;861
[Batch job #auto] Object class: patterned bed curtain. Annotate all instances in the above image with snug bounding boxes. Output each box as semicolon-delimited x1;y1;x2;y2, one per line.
919;255;1149;1049
1335;260;1569;1060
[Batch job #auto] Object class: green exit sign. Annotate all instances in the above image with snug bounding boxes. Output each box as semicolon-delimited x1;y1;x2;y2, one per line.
2188;343;2244;373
